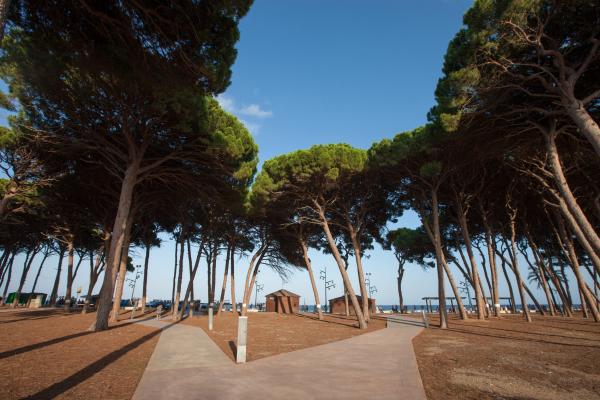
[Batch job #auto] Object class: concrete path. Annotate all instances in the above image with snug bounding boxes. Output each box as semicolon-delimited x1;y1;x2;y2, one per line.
133;316;427;400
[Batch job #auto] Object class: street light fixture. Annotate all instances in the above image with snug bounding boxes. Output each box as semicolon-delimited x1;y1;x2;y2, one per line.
320;267;335;313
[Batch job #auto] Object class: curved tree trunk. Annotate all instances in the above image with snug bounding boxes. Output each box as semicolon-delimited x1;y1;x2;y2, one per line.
300;238;323;320
566;101;600;159
441;253;468;320
545;132;600;258
348;225;370;321
455;199;485;319
1;253;14;305
94;162;139;331
507;217;532;323
241;246;267;317
110;213;134;323
315;202;367;329
526;229;556;316
83;248;104;314
178;241;204;321
13;247;38;308
417;189;449;328
216;244;231;316
27;249;49;307
397;262;405;313
557;216;600;322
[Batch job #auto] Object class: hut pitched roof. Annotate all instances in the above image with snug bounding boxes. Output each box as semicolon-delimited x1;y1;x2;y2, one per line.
266;289;300;298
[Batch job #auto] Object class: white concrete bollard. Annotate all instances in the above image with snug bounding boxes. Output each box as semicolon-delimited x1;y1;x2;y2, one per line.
208;303;214;331
421;310;429;328
236;316;248;364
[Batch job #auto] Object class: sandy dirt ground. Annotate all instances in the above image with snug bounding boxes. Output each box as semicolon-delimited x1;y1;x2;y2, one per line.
182;311;386;362
0;307;160;400
412;313;600;400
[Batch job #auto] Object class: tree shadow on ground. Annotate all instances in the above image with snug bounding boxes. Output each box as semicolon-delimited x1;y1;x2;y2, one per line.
0;315;161;360
21;324;171;400
444;326;600;349
293;312;362;328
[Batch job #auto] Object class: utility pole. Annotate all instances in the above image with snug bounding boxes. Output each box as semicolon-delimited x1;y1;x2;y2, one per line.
254;282;264;310
320;267;335;313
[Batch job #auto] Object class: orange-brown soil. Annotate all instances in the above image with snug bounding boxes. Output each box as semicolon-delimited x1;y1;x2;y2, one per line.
413;313;600;400
182;311;386;362
0;308;159;400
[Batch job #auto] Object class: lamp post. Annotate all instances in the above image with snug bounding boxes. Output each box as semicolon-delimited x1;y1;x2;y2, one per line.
127;265;142;320
320;267;335;313
254;282;264;310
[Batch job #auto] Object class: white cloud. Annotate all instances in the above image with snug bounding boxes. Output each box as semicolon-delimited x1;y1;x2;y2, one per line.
240;119;261;135
216;94;235;113
214;94;270;135
239;104;273;118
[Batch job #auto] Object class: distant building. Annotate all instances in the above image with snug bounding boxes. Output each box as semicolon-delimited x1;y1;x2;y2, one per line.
265;289;300;314
329;295;376;315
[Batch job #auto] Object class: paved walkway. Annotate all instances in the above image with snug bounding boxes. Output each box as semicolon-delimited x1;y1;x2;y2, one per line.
133;316;426;400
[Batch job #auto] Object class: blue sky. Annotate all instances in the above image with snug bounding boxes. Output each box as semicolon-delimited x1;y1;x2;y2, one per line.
7;0;579;309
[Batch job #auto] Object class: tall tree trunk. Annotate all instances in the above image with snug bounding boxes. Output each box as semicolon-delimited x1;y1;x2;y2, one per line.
348;224;370;321
211;243;217;304
141;244;150;314
216;244;231;316
397;261;405;313
94;162;139;331
187;239;195;314
557;216;600;322
0;249;10;285
230;243;237;315
64;241;75;311
566;100;600;159
545;131;600;258
499;256;517;313
110;211;134;323
507;217;532;322
171;239;178;307
526;229;556;316
206;244;212;305
172;236;185;320
49;247;65;306
27;249;49;306
545;258;573;317
480;208;500;317
455;199;485;319
315;202;367;329
431;190;449;328
441;253;468;320
178;241;204;321
1;253;14;305
300;238;323;320
417;189;449;328
83;248;103;314
13;247;38;308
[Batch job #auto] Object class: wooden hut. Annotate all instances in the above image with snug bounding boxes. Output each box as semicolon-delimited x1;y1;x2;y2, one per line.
329;295;376;315
265;290;300;314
